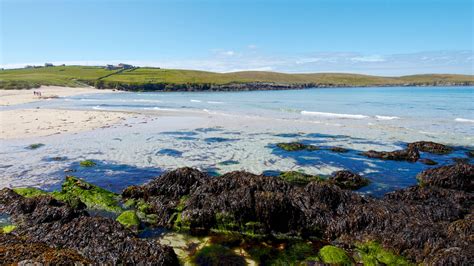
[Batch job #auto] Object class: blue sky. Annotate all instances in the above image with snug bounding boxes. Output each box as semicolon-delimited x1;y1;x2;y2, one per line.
1;0;473;75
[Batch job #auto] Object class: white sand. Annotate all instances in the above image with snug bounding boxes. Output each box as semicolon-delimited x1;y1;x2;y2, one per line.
0;86;116;106
0;86;131;139
0;108;129;139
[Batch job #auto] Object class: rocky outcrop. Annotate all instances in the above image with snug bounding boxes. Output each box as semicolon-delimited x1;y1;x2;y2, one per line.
362;147;420;162
417;162;474;192
0;188;179;265
328;170;370;190
0;233;91;265
123;163;473;264
407;141;452;154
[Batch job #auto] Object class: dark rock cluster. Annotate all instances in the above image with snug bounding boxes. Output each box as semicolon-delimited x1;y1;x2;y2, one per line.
362;140;456;163
0;189;179;265
123;163;473;264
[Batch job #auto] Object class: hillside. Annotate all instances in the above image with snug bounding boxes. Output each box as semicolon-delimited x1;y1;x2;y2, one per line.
0;66;473;91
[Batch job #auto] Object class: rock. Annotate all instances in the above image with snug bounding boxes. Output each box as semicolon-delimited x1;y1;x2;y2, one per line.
0;233;91;265
363;147;420;162
318;245;352;264
416;163;474;192
467;150;474;158
0;188;179;265
52;176;123;213
418;158;438;165
276;142;318;151
453;157;470;164
116;210;140;229
278;171;323;186
330;147;349;153
192;244;246;266
355;241;412;265
79;160;96;167
13;187;49;198
26;143;45;150
328;170;370;190
408;141;452;154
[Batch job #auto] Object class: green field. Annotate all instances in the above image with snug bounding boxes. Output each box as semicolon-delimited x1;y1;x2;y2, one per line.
1;66;473;90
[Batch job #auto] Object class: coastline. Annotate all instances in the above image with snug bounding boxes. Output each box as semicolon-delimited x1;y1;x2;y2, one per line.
0;86;132;139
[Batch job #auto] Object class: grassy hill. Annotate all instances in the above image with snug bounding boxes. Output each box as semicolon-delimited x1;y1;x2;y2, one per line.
1;66;473;91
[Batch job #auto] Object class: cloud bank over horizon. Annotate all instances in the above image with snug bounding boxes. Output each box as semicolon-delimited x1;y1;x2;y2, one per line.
2;49;472;76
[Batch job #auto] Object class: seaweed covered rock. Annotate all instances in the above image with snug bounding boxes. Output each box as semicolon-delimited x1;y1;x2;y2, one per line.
407;141;452;154
330;147;349;153
0;188;179;265
362;147;420;162
417;163;474;191
418;158;438;165
0;233;91;265
276;142;318;151
122;167;209;228
125;164;474;264
278;171;323;186
328;170;370;190
52;176;123;213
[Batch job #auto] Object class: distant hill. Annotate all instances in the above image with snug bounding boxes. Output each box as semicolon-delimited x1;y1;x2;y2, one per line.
1;66;473;91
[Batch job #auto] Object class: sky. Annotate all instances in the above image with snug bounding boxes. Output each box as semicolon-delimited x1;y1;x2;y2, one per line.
1;0;473;75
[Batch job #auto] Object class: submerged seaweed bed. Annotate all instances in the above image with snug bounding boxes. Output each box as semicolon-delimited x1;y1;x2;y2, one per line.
1;140;473;265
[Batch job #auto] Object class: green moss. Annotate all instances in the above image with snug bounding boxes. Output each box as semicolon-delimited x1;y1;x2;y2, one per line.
52;176;123;213
27;143;44;150
356;241;413;266
215;212;239;232
1;225;16;234
279;171;323;186
116;210;140;228
318;245;352;265
192;244;246;266
13;187;49;198
276;142;318;152
79;160;96;167
267;241;317;264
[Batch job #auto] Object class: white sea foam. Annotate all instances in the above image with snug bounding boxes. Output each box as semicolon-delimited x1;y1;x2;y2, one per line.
92;105;104;110
455;118;474;123
132;99;162;103
190;99;202;103
301;111;369;119
143;107;178;111
207;101;224;104
375;115;400;120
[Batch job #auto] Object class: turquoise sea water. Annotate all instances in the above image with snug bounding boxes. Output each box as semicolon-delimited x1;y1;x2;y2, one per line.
1;86;473;196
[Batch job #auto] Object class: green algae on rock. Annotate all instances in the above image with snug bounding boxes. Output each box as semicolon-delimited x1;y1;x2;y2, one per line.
1;225;17;234
13;187;49;198
52;176;123;213
356;241;412;266
276;142;318;151
79;160;96;167
192;244;246;266
278;171;323;186
116;210;140;229
318;245;352;265
27;143;45;150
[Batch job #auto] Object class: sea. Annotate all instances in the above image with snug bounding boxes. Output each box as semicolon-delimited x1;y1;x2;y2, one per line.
1;86;473;197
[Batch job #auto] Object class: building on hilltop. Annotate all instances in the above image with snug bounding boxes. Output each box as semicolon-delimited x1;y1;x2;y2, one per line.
118;63;133;69
44;63;53;67
104;63;134;70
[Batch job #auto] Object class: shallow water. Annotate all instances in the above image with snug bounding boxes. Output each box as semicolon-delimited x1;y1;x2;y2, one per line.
1;87;472;196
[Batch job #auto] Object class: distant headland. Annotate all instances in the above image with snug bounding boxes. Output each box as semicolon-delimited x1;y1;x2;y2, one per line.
1;64;473;91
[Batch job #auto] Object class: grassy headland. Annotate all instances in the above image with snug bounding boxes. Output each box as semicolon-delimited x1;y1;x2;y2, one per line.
1;65;473;91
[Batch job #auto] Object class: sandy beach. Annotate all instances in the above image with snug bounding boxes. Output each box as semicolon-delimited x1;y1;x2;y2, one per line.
0;86;116;106
0;86;131;139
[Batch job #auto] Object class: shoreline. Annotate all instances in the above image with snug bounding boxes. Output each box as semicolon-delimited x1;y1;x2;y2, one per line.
0;86;132;139
0;85;117;106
